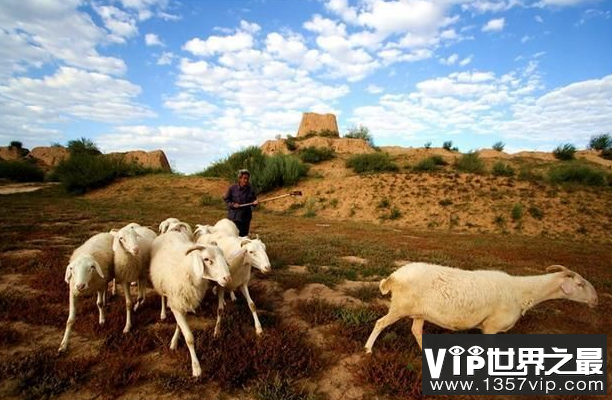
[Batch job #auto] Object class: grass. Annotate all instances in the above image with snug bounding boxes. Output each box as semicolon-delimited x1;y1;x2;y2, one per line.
0;160;45;182
455;152;485;174
553;143;577;160
492;161;515;177
345;153;399;174
298;146;336;164
548;163;606;186
413;155;447;172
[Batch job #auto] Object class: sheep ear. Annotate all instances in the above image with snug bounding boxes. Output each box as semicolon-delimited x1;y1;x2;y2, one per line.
64;263;73;283
110;229;118;235
255;234;260;240
112;236;120;252
192;253;204;277
240;239;250;247
93;261;105;279
561;281;575;295
210;241;218;246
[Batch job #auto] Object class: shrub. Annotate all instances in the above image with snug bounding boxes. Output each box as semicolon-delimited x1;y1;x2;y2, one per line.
492;141;505;151
442;141;453;151
491;161;515;177
346;153;398;174
588;133;612;151
55;153;153;194
601;149;612;160
424;141;431;149
528;206;544;220
455;152;485;174
319;129;338;138
285;135;297;151
298;147;335;164
66;137;102;156
8;141;29;157
345;125;375;147
548;163;606;186
518;166;543;182
552;143;576;161
0;160;44;182
439;199;452;206
413;156;447;172
377;198;390;208
511;203;523;221
9;140;23;149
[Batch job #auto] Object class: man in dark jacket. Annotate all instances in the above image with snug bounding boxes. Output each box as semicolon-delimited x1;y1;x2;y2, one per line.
223;169;258;236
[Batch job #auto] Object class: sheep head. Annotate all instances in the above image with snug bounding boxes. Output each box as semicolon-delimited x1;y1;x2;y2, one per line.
65;255;105;293
111;226;141;256
186;245;231;287
547;265;598;308
241;238;271;273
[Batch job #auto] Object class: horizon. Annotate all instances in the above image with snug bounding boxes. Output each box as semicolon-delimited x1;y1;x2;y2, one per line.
0;0;610;173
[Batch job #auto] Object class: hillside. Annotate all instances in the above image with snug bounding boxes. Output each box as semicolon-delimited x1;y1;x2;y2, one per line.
87;148;612;243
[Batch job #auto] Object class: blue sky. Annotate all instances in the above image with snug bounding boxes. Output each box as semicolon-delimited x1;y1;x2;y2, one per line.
0;0;610;173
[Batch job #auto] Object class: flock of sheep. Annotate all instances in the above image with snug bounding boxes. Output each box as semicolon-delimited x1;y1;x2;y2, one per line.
59;216;599;378
59;217;270;377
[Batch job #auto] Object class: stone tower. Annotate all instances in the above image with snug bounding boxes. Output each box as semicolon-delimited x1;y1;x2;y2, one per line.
296;112;339;137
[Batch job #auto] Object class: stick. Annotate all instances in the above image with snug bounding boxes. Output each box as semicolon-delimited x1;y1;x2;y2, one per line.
236;190;302;208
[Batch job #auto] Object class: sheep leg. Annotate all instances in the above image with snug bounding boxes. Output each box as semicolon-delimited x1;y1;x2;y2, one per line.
134;278;146;311
59;293;77;353
122;282;133;333
169;324;181;350
160;296;167;320
411;318;424;349
239;284;262;336
213;287;225;337
230;291;237;302
364;309;404;353
172;310;202;378
110;279;116;297
96;290;106;325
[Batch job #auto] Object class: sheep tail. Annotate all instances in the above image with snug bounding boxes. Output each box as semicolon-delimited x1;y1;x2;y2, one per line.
379;277;393;295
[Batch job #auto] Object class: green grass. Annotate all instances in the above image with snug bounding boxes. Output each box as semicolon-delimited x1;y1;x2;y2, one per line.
413;155;447;172
455;152;485;174
298;146;336;164
548;163;606;186
0;160;45;182
492;161;515;177
346;153;399;174
553;143;577;161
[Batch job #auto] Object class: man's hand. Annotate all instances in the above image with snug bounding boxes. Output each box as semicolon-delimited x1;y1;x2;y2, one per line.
232;202;240;208
252;200;258;206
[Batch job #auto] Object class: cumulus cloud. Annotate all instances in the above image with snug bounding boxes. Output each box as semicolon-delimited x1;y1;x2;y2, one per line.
440;53;459;65
459;55;474;66
93;4;138;43
366;84;384;94
156;51;176;65
183;31;254;57
145;33;163;46
482;18;505;32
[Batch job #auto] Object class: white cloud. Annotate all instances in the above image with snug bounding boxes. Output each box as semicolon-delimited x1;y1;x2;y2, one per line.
145;33;163;46
93;4;138;43
459;55;473;66
521;35;532;43
366;84;384;94
357;0;447;36
183;31;254;57
576;9;611;26
537;0;597;6
265;32;308;63
440;53;459;65
156;51;175;65
535;15;544;23
304;15;347;36
164;93;218;118
482;18;505;32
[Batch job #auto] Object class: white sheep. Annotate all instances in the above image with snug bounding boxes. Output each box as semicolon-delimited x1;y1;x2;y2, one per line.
212;218;239;237
159;217;180;234
110;223;157;333
212;235;271;337
166;221;194;241
364;263;598;353
150;231;231;377
59;232;114;353
193;224;213;241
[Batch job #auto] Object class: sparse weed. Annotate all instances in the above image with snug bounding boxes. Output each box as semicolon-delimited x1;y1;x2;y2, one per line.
455;152;485;174
492;161;515;177
553;143;577;161
511;203;523;221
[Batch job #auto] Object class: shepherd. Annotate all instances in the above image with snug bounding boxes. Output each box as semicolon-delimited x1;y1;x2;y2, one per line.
223;169;258;237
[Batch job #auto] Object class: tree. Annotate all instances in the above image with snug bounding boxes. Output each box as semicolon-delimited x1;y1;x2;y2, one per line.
67;137;102;156
345;125;375;147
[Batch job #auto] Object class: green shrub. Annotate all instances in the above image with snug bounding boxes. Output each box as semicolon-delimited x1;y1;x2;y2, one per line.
552;143;576;161
492;161;515;177
200;147;308;193
424;141;432;149
377;198;390;208
548;163;606;186
298;147;335;164
492;141;505;151
588;133;612;151
9;140;22;149
66;137;102;156
346;153;398;174
345;125;374;147
413;155;447;172
455;152;485;174
518;167;543;182
528;206;544;220
55;154;154;194
601;149;612;160
0;160;44;182
442;141;453;151
285;135;297;151
511;203;523;221
319;129;338;138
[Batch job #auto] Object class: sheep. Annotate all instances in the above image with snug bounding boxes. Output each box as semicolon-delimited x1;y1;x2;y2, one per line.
159;217;180;234
59;232;114;353
212;218;239;237
193;224;213;241
110;223;157;333
150;231;231;377
212;235;271;337
166;221;194;241
364;263;598;353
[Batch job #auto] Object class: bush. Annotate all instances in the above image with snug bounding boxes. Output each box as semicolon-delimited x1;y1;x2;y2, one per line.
66;137;102;156
346;153;399;174
0;160;44;182
548;163;606;186
528;206;544;220
424;141;431;149
588;133;612;151
298;147;335;164
553;143;576;161
491;161;515;177
285;135;297;151
413;156;447;172
55;154;154;194
511;203;523;221
492;141;505;151
345;125;375;147
9;140;22;149
442;141;453;151
200;147;308;193
601;149;612;160
455;152;485;174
